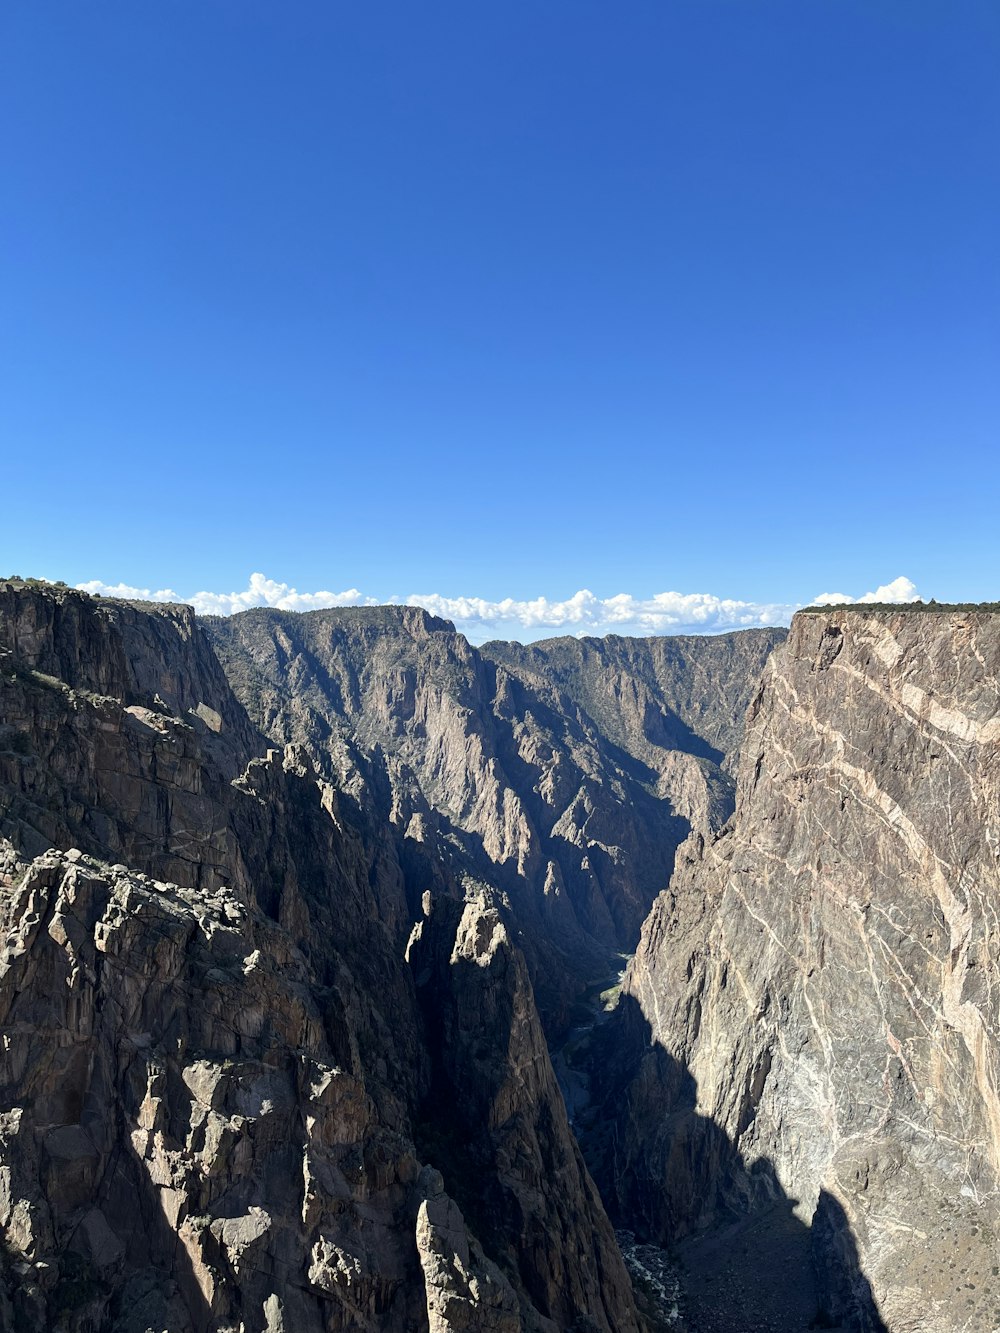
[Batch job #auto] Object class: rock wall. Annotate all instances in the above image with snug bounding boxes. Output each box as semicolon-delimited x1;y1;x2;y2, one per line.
602;608;1000;1331
483;629;784;838
407;891;636;1330
0;582;640;1332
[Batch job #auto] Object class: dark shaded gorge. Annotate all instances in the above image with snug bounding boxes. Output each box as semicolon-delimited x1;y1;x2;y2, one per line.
577;991;889;1333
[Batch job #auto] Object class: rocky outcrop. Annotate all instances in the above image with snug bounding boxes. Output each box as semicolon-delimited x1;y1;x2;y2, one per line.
0;845;431;1332
408;891;638;1331
415;1169;521;1333
601;608;1000;1331
0;589;254;885
0;582;641;1332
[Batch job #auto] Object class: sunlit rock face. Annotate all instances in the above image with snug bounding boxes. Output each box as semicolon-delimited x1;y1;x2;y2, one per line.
602;608;1000;1331
0;581;640;1333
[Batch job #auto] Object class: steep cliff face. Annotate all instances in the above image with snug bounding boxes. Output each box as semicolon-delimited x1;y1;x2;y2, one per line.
483;629;784;774
0;582;640;1333
408;890;638;1331
483;629;784;837
0;586;258;885
205;611;780;1030
603;608;1000;1331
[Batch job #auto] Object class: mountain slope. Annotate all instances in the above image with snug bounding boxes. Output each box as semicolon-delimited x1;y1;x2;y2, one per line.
482;628;785;832
0;580;640;1333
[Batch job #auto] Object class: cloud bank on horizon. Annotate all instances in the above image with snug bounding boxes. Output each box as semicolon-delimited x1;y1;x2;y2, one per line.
74;573;921;642
811;576;919;607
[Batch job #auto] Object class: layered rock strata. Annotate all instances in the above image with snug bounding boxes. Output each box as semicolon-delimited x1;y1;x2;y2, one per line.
602;608;1000;1331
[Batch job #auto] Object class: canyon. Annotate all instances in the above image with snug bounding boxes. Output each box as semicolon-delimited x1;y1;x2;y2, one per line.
1;578;997;1332
203;606;780;1034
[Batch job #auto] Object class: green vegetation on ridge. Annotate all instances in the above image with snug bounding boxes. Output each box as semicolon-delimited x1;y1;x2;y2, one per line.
799;600;1000;614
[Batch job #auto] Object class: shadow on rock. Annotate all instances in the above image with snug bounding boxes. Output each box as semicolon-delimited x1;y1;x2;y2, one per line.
812;1192;888;1333
579;992;888;1333
407;889;641;1332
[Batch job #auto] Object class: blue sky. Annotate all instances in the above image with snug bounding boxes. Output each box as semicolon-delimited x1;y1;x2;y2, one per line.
2;2;998;638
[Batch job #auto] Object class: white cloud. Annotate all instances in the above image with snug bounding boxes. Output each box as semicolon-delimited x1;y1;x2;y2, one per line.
78;572;375;618
76;580;180;602
812;576;920;607
183;572;376;617
407;589;798;640
74;572;921;642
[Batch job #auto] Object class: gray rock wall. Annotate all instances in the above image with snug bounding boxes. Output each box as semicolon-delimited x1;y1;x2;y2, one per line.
0;583;640;1333
603;608;1000;1331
